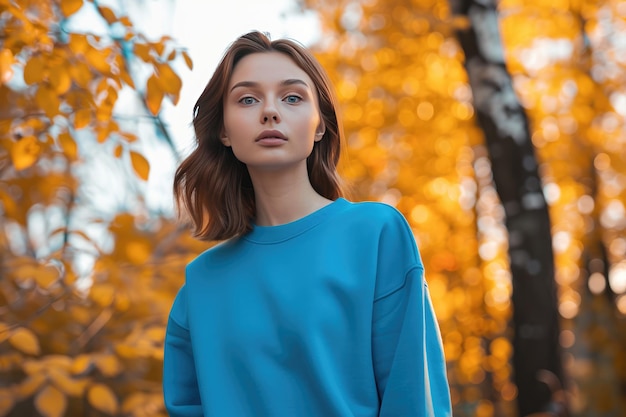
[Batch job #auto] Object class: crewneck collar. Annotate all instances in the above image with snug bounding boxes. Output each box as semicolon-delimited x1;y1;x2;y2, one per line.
243;198;349;244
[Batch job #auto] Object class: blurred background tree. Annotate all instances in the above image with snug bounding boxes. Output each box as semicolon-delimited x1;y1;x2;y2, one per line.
1;0;626;416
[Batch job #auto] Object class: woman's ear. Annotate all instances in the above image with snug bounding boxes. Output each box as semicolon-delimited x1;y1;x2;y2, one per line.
314;122;326;142
220;130;231;147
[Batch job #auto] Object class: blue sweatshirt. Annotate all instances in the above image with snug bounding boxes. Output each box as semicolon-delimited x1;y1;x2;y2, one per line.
163;198;452;416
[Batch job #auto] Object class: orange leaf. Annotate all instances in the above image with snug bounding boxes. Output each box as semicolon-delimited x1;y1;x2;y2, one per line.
119;131;138;143
152;41;165;57
145;74;163;115
10;135;41;171
34;264;61;289
69;61;91;88
125;239;151;264
71;355;94;376
0;388;15;416
90;283;115;307
182;50;193;70
58;132;78;161
74;108;91;129
87;384;118;415
97;6;117;24
49;369;88;397
167;49;176;61
96;126;109;143
68;34;88;55
119;70;135;88
35;385;67;417
49;66;72;94
60;0;84;17
156;63;181;95
35;85;60;118
0;48;14;84
134;43;152;62
113;144;123;158
85;48;110;74
17;374;47;397
9;327;40;355
23;55;45;85
129;150;150;181
94;355;122;377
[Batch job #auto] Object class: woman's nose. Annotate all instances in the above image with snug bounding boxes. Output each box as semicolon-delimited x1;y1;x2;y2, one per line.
261;102;280;123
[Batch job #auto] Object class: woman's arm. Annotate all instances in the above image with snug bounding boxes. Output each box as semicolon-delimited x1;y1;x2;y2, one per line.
372;267;452;416
163;285;204;417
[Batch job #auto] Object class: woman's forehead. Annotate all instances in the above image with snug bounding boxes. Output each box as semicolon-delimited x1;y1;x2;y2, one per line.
229;52;313;88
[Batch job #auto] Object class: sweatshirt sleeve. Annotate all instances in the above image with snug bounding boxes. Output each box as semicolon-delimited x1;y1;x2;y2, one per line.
372;267;452;416
371;205;452;416
163;285;203;417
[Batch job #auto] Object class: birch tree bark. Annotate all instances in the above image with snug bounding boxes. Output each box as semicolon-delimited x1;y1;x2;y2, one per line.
447;0;567;415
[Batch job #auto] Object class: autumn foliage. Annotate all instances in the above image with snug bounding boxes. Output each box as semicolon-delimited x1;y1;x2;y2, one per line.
0;1;208;416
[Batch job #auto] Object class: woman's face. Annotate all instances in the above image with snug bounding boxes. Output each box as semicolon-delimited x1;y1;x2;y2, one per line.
222;52;324;174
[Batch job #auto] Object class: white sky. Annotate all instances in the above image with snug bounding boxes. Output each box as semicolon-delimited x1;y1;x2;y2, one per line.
162;0;322;155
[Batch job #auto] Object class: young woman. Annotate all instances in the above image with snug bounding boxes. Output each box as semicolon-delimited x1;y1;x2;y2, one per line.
163;31;452;416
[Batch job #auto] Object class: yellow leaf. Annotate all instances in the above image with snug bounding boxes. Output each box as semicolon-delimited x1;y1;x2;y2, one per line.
97;6;117;24
9;327;40;355
134;43;152;62
69;61;91;88
23;56;45;85
85;48;110;74
74;108;91;129
35;264;60;289
182;50;193;70
68;34;88;55
144;326;165;343
49;369;88;397
58;132;78;161
121;392;145;413
156;63;181;95
119;70;135;88
0;48;14;84
49;66;72;94
17;374;47;397
152;41;165;56
90;283;115;307
35;85;60;118
70;355;93;376
60;0;83;17
10;136;41;171
119;16;132;27
0;388;14;416
96;126;109;143
113;144;123;158
119;131;138;143
94;355;122;377
87;384;118;415
125;239;151;264
130;150;150;180
145;74;163;115
35;385;67;417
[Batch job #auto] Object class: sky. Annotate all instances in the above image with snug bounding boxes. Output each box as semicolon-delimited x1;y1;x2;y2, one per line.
162;0;322;155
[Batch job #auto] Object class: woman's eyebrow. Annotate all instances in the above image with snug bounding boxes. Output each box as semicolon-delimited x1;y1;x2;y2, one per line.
230;79;310;93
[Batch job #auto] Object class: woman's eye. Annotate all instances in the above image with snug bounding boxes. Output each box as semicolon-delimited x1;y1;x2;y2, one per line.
239;97;257;105
284;95;302;104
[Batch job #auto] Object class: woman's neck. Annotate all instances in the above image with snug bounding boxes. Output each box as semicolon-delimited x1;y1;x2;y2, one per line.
248;165;332;226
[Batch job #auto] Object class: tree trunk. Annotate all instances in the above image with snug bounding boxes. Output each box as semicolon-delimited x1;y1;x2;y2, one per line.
447;1;567;415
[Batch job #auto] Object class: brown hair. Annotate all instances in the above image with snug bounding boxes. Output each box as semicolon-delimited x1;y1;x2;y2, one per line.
173;31;344;241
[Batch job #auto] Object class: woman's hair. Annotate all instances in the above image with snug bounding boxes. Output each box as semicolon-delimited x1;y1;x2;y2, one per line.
173;31;344;241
